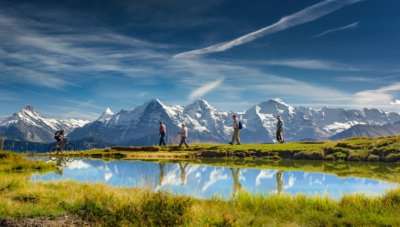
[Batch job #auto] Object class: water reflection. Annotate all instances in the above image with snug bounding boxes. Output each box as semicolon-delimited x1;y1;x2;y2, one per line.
31;158;399;199
276;170;284;194
231;168;242;197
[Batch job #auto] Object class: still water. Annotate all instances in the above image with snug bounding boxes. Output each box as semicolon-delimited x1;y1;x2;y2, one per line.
31;158;399;199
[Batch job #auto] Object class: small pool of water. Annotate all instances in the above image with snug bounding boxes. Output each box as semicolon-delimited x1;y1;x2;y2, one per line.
31;158;399;199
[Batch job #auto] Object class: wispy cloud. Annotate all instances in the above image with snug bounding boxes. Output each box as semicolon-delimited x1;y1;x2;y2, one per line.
390;100;400;105
172;57;354;109
353;82;400;108
174;0;364;58
313;22;359;38
262;59;360;71
189;78;224;100
0;9;170;89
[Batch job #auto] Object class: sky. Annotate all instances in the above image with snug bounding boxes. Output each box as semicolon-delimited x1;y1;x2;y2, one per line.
0;0;399;120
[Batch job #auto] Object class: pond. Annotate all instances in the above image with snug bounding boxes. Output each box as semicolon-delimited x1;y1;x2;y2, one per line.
31;158;399;199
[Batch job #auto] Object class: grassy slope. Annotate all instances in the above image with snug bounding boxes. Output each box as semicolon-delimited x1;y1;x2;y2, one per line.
54;135;400;163
1;151;400;226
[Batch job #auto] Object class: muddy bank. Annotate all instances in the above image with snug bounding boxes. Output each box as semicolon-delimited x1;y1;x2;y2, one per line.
0;216;90;227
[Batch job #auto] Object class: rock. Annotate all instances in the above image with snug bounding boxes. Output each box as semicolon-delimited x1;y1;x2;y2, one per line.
367;154;380;162
383;153;400;162
293;151;323;160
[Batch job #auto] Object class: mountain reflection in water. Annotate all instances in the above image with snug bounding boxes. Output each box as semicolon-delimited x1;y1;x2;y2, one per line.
31;158;399;199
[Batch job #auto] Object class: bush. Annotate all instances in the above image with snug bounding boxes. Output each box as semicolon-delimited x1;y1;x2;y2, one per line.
139;192;192;226
383;153;400;162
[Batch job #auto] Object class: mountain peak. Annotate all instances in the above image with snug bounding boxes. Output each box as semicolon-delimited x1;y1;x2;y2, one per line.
256;98;295;115
22;105;35;112
269;98;290;106
97;107;114;122
185;99;216;113
104;107;114;115
148;98;163;105
193;99;212;108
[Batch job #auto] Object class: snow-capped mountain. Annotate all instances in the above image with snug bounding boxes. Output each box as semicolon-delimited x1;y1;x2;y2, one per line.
182;100;230;142
97;107;114;123
70;99;186;145
0;105;89;143
331;121;400;140
68;99;400;145
1;100;399;145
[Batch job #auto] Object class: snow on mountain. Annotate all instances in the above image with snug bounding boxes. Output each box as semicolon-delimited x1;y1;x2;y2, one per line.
331;121;400;140
183;99;230;141
0;105;90;143
97;107;114;123
323;121;366;135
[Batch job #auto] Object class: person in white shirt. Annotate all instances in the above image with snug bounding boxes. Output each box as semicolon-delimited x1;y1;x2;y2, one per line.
178;123;189;148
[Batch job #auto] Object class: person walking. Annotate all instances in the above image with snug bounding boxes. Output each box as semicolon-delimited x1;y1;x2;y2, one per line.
178;123;189;148
276;115;285;143
159;121;167;146
230;114;241;145
54;129;66;152
0;136;4;151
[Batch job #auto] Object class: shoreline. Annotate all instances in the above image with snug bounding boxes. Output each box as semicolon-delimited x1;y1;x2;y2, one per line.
48;136;400;163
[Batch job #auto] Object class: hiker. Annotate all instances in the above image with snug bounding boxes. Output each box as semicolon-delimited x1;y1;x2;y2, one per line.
159;121;167;146
276;116;285;143
178;123;189;148
54;129;66;152
0;136;4;151
230;114;242;145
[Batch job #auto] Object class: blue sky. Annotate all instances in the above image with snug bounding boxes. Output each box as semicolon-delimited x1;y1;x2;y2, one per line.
0;0;399;119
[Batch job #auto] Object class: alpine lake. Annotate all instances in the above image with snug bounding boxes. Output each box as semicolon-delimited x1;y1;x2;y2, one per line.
31;157;400;200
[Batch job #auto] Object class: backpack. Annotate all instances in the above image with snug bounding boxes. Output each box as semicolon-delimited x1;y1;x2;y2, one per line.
238;121;243;130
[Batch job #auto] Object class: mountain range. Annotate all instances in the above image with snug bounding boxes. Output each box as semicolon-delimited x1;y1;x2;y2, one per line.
331;121;400;140
1;99;399;148
0;105;89;143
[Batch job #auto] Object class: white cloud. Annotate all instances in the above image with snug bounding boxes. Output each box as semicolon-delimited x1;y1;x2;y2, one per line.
66;160;91;169
104;172;113;182
284;174;296;190
353;82;400;108
255;170;276;186
189;78;224;100
390;100;400;105
313;22;359;38
174;0;364;58
202;168;228;192
263;59;359;71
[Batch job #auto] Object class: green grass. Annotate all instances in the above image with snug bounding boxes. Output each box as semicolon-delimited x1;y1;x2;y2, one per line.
52;135;400;163
0;151;55;172
1;177;400;226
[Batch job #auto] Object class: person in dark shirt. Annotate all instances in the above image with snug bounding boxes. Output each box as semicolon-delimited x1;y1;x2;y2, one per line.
54;129;66;152
159;121;167;146
276;116;285;143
